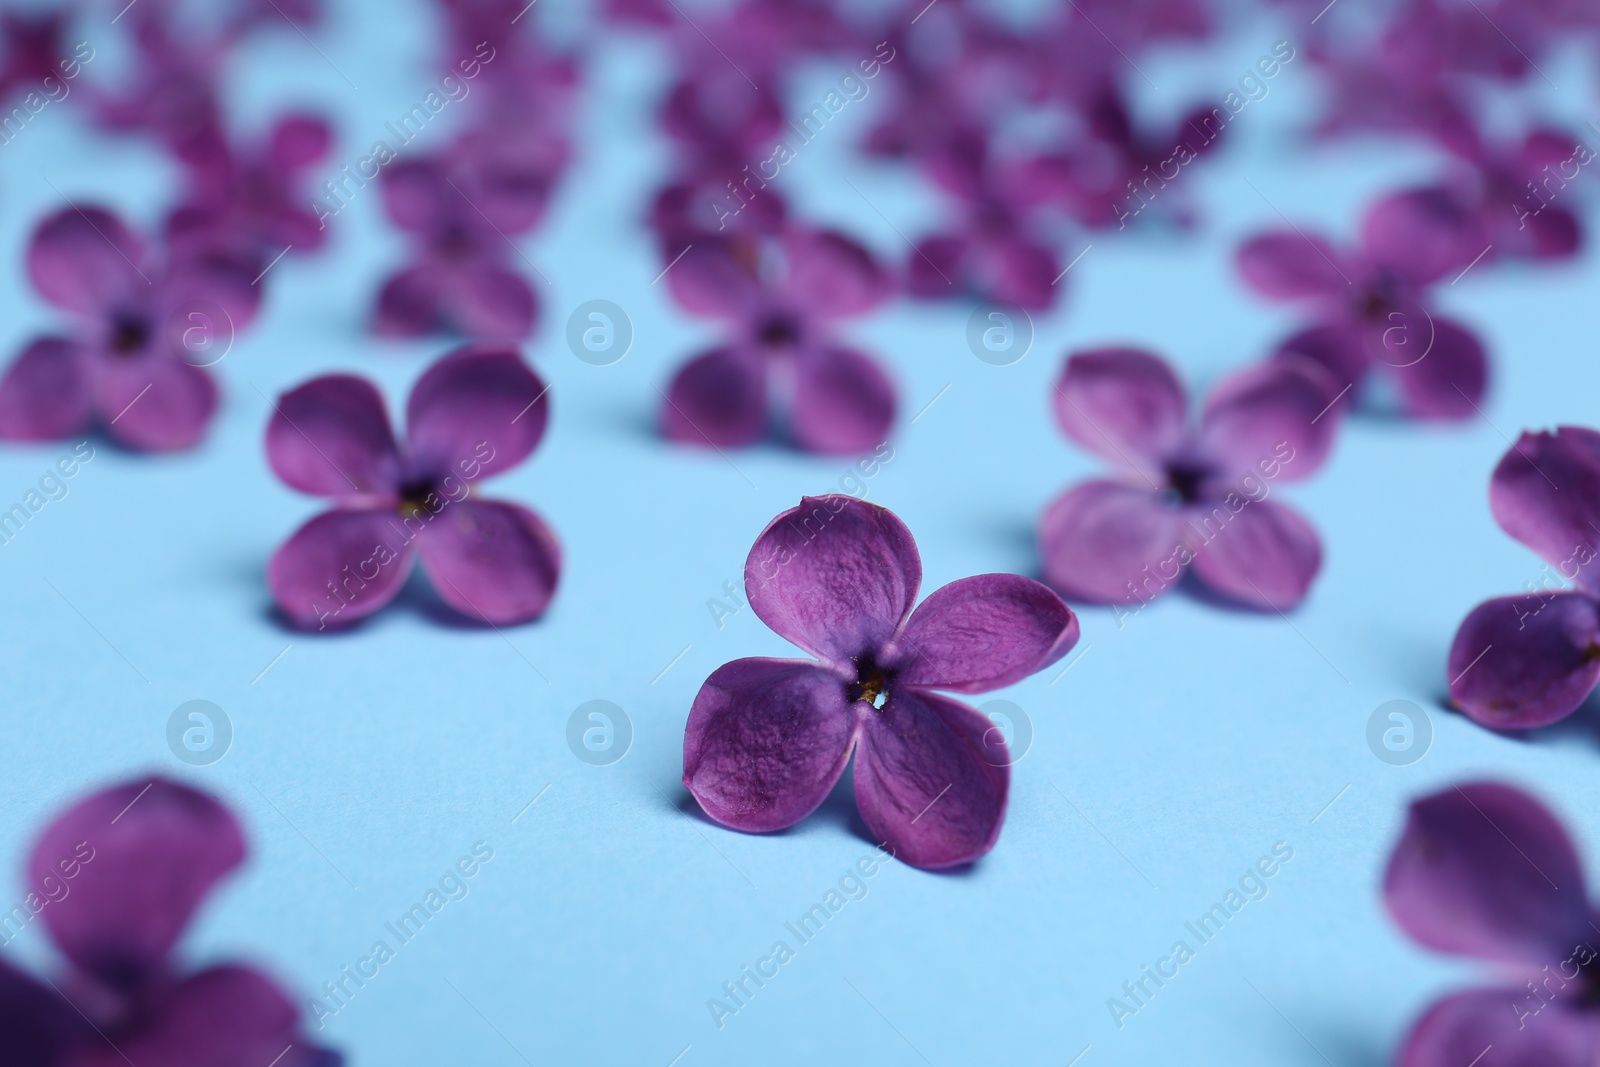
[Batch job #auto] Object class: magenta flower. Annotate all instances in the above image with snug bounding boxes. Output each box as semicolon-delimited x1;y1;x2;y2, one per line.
1040;347;1340;612
0;9;70;101
684;495;1079;869
168;112;335;258
266;343;559;629
1446;427;1600;728
1384;781;1600;1067
371;150;543;342
0;205;260;452
1236;196;1490;420
661;227;896;454
90;16;224;163
0;776;339;1067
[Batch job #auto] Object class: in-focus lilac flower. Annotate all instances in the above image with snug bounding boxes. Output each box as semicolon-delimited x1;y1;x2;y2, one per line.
1236;196;1490;420
1446;427;1600;729
167;112;335;258
1384;780;1600;1067
371;150;544;341
660;227;896;454
0;776;340;1067
1040;347;1340;612
0;205;260;452
266;343;559;629
684;495;1078;869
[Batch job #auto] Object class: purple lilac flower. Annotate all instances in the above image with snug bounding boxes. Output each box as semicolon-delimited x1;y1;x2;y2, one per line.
0;776;340;1067
266;343;559;629
89;15;224;163
0;205;260;452
1235;196;1490;420
0;9;71;102
167;112;335;258
684;495;1079;869
371;149;544;341
1384;781;1600;1067
1040;347;1340;612
660;226;896;454
1446;427;1600;728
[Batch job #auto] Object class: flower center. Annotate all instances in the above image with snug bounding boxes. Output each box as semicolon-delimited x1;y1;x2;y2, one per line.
109;314;150;356
1163;460;1211;505
397;477;441;519
756;314;800;349
850;654;893;710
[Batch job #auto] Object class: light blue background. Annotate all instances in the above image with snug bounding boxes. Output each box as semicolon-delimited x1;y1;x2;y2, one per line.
2;2;1600;1064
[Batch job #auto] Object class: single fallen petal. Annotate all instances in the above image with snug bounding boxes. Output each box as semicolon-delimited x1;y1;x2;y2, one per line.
894;574;1078;694
266;375;401;499
1384;781;1591;965
267;508;415;629
854;688;1008;869
1038;480;1188;604
1187;498;1322;610
683;657;859;832
744;494;921;664
415;499;560;624
790;344;895;455
29;776;244;987
1488;428;1600;597
1448;593;1600;729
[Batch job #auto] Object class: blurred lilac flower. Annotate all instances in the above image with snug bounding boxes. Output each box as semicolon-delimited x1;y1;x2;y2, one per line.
266;343;559;628
1040;347;1340;612
1447;427;1600;729
371;150;545;341
660;226;896;454
0;775;340;1067
0;205;260;452
1384;781;1600;1067
167;112;335;258
0;9;71;102
906;128;1063;310
1236;197;1490;420
89;16;224;163
684;495;1079;869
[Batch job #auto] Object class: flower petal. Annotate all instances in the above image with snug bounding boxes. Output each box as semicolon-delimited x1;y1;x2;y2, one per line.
1198;355;1340;484
372;265;444;338
1363;188;1479;287
1397;987;1596;1067
0;337;93;441
440;261;537;340
894;574;1079;693
379;157;453;236
855;688;1008;869
267;508;415;629
94;354;218;453
1235;231;1350;300
269;112;333;169
102;964;335;1067
1488;428;1600;598
790;345;895;455
1038;480;1188;604
1053;347;1187;474
266;375;401;499
1186;498;1321;610
664;237;762;319
26;206;145;315
1384;781;1590;965
0;957;82;1066
1273;321;1368;394
905;235;965;300
683;657;859;832
29;776;244;985
782;228;890;318
661;346;767;447
1387;316;1488;421
745;495;921;664
405;344;548;481
1447;593;1600;729
415;499;560;624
